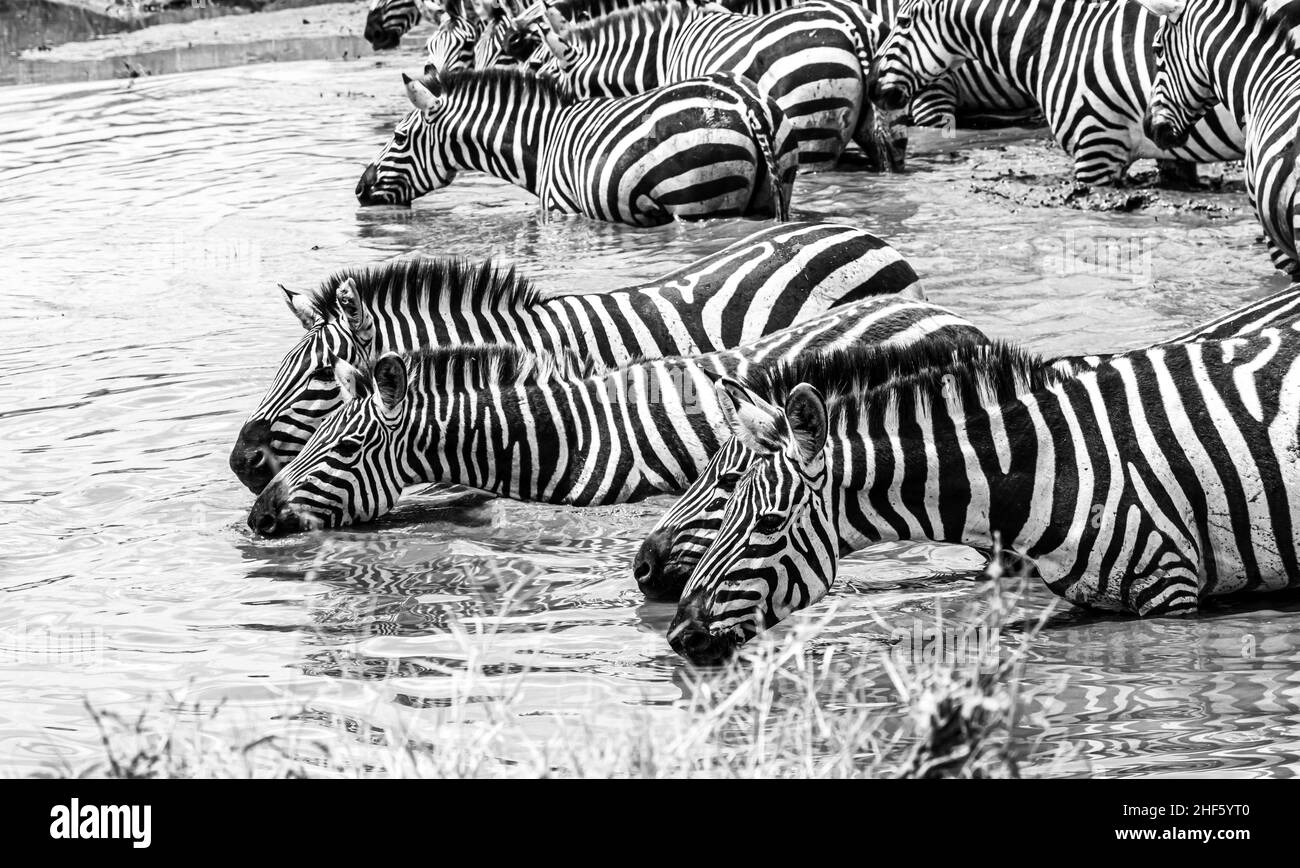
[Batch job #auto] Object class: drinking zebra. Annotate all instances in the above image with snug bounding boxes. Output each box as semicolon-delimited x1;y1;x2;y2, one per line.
868;0;1246;186
637;282;1300;602
230;222;920;492
355;69;798;225
245;295;987;535
1140;0;1300;278
520;1;883;170
665;323;1300;663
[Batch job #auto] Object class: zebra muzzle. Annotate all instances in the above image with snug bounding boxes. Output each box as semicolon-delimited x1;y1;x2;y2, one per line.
1143;107;1189;150
632;527;692;601
247;481;305;538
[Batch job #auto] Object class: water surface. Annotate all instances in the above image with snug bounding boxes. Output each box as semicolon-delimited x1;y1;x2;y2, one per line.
1;56;1296;777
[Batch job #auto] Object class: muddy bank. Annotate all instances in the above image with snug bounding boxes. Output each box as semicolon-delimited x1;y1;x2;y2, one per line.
1;0;397;84
960;128;1252;217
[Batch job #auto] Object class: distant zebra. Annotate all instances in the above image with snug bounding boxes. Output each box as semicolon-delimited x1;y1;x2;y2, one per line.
355;69;798;224
636;282;1300;601
668;328;1300;662
366;0;430;49
245;294;987;534
473;0;1036;131
230;222;920;492
869;0;1246;186
1141;0;1300;278
519;1;878;169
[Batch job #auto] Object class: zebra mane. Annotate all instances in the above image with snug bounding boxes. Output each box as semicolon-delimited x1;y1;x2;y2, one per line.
742;339;1063;426
310;257;542;322
430;67;574;105
365;343;606;389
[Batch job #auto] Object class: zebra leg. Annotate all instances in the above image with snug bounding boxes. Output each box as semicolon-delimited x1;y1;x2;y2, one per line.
850;103;908;174
1155;159;1203;190
1070;129;1132;187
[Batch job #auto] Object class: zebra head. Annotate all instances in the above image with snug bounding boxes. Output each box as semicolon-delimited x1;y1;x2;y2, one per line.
667;378;836;665
357;75;460;206
424;0;483;74
366;0;423;50
869;0;965;112
248;353;413;537
231;278;377;493
1137;1;1208;150
633;436;758;601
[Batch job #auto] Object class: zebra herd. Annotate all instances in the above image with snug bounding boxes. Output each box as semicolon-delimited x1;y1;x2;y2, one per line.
228;0;1300;664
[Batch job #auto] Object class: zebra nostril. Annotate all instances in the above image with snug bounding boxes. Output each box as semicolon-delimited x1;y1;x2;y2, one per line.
249;450;267;468
254;513;277;536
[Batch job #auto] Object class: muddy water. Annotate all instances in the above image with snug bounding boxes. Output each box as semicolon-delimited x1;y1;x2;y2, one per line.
1;56;1297;777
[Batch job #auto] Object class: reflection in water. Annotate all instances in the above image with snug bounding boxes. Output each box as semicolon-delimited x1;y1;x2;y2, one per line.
0;57;1297;776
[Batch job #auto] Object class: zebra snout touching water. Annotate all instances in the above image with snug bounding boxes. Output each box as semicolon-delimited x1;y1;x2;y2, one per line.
245;295;986;536
229;224;920;493
355;69;798;225
870;0;1245;187
632;320;991;601
664;320;1300;664
1139;0;1300;278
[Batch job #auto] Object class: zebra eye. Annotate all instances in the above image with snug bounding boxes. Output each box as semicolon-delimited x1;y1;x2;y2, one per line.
897;13;911;27
311;365;336;381
707;496;728;512
335;435;365;460
755;514;784;535
718;473;742;490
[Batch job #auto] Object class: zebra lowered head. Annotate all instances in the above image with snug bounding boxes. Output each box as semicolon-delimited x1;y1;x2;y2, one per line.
247;345;592;536
1137;1;1202;150
230;276;376;493
668;376;835;664
867;0;943;112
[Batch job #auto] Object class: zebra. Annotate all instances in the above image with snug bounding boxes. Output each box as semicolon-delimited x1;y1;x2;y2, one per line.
636;282;1300;601
666;326;1300;663
478;0;1036;132
355;69;798;225
425;0;485;72
366;0;433;49
244;294;988;535
229;222;923;491
1140;0;1300;278
868;0;1246;187
516;1;879;170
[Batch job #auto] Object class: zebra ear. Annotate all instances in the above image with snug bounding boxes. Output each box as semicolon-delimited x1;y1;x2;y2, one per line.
335;278;376;345
715;378;783;455
403;72;445;118
335;359;365;404
373;353;409;414
280;283;319;330
1132;0;1185;19
785;384;828;465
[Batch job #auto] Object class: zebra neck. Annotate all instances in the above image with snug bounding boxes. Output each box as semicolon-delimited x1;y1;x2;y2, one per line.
449;89;554;193
1200;6;1300;127
948;0;1047;97
411;363;729;504
821;379;1057;559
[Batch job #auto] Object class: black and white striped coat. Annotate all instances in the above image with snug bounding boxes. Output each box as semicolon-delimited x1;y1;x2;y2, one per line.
230;222;919;491
641;283;1300;607
870;0;1246;186
245;294;986;534
527;1;875;168
668;316;1300;661
355;69;798;225
1142;0;1300;277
